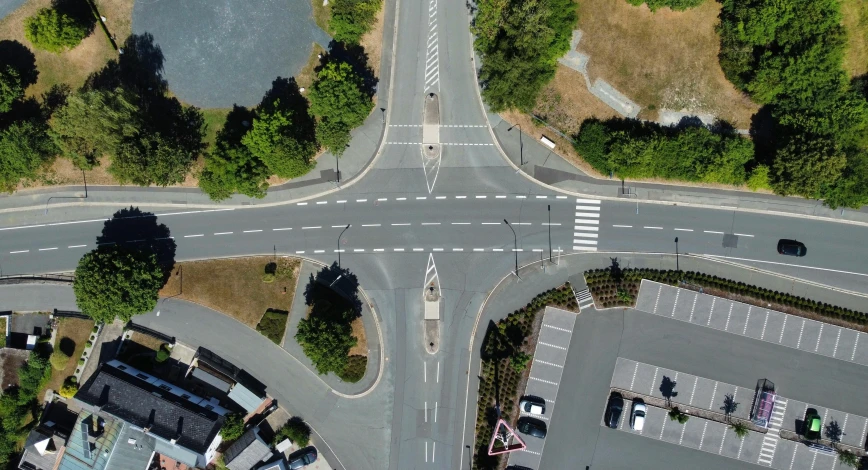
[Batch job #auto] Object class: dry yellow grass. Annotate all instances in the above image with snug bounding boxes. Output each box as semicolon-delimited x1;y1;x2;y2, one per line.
310;0;331;34
296;43;326;90
576;0;758;128
349;317;367;356
129;331;167;351
43;317;94;400
842;0;868;78
360;3;386;78
159;257;301;329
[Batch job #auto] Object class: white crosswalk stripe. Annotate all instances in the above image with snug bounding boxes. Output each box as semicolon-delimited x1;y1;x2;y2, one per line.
425;0;439;93
573;199;601;252
573;288;595;311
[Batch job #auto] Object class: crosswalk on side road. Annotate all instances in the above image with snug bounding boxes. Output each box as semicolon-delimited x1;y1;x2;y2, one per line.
573;199;601;252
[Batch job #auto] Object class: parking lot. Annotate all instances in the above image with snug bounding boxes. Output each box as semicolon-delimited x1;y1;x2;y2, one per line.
507;307;577;470
637;281;868;367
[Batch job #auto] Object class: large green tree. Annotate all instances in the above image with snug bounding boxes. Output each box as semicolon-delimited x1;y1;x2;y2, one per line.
199;145;270;201
241;99;316;178
73;245;164;324
295;315;357;375
24;7;91;53
308;61;373;155
772;135;847;198
0;120;58;192
330;0;382;44
50;88;141;168
110;132;198;186
0;65;23;113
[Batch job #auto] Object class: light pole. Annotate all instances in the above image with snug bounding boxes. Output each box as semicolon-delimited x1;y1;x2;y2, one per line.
507;124;524;166
674;237;680;272
82;169;88;198
547;205;552;262
338;224;351;267
504;219;519;278
335;154;341;183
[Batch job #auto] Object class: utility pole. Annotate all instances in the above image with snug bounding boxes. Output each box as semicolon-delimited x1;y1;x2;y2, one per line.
547;205;552;262
507;124;524;166
674;237;680;272
338;224;351;267
504;219;519;278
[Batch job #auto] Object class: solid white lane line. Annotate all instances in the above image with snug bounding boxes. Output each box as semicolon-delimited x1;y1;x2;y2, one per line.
39;247;58;251
10;250;29;253
644;226;663;230
68;245;87;248
302;226;321;230
613;224;632;228
214;232;233;235
243;230;263;233
316;201;327;205
273;228;292;231
391;223;411;226
422;222;440;225
184;234;204;238
734;233;754;237
297;202;307;206
704;230;724;234
356;199;367;202
361;224;381;227
674;228;693;232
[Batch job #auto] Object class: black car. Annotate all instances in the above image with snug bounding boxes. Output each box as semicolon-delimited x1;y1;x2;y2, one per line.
287;447;318;469
517;417;547;439
777;239;807;257
604;392;624;429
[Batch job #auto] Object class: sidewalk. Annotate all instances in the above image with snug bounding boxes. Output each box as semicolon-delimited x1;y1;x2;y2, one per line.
489;114;868;225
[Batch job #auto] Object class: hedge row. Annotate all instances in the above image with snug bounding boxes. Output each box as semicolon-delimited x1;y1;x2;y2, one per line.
584;268;867;324
473;283;576;470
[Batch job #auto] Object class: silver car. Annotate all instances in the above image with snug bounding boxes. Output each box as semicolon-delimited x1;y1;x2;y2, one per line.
631;400;646;431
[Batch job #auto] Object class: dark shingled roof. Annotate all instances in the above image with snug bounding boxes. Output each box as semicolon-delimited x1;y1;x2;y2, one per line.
74;363;225;454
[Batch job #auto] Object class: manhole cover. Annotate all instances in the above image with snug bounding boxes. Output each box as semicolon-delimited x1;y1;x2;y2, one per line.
722;233;739;248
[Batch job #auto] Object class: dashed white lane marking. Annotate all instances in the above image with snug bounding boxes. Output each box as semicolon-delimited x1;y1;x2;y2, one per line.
529;377;559;386
539;342;568;351
544;324;572;333
704;230;724;234
532;249;543;252
653;284;662;314
452;248;463;252
332;225;346;228
542;223;561;226
534;359;564;368
689;293;698;322
516;195;527;199
512;248;523;252
671;290;680;317
496;195;507;199
743;307;751;335
674;228;693;232
630;362;639;390
374;249;385;252
644;226;663;230
433;248;443;252
397;197;407;201
184;234;204;238
707;298;716;326
709;381;719;409
39;247;58;251
354;249;365;252
297;202;307;206
416;196;427;200
302;226;321;230
336;200;346;203
435;196;446;200
356;199;367;202
394;248;404;252
737;433;745;458
10;250;29;253
68;245;87;248
493;248;504;252
316;201;327;205
556;195;567;199
699;422;708;449
650;367;659;395
243;229;262;233
535;195;547;199
860;418;868;448
273;227;292;231
481;222;500;225
718;426;727;454
451;222;470;225
413;248;424;252
391;223;411;226
689;377;698;405
852;334;860;361
780;315;788;343
314;250;325;253
377;198;387;201
335;250;345;253
295;250;305;254
815;324;824;352
659;413;667;439
613;224;633;228
422;222;440;225
734;233;754;237
724;303;734;331
796;319;806;349
475;195;486;199
522;449;542;456
679;420;688;445
473;248;484;252
214;232;233;235
361;224;381;227
761;311;769;340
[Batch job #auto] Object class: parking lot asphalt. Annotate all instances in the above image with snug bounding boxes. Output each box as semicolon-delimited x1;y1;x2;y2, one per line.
638;281;868;367
507;307;577;469
539;299;868;470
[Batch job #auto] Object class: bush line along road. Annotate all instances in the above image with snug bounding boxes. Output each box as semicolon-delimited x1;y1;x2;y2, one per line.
2;0;868;470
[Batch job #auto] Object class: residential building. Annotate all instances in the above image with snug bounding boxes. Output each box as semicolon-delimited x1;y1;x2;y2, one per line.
222;428;273;470
186;347;268;415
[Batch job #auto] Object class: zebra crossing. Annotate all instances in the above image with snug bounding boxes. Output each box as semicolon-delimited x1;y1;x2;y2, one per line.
573;198;601;252
573;288;595;311
758;398;787;466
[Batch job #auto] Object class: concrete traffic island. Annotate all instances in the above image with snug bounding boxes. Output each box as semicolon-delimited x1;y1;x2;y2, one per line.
424;283;441;354
422;93;442;192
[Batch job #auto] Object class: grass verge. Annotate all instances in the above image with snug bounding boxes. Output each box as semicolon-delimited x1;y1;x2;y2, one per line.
202;108;232;151
256;309;289;344
0;317;5;348
43;317;93;400
339;355;367;383
310;0;331;34
159;257;300;329
472;285;577;469
297;43;326;91
842;0;868;78
576;0;758;128
359;0;385;78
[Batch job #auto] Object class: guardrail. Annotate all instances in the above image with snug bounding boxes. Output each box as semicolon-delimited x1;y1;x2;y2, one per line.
126;322;175;345
53;309;91;320
0;274;74;285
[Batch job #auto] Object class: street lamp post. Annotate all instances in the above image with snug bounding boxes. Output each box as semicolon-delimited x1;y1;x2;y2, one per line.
335;155;341;183
82;169;88;198
504;219;519;278
338;224;351;267
507;124;524;166
674;237;680;272
547;205;552;262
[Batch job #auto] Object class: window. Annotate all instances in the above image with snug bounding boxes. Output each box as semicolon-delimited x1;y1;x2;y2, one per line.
136;373;149;380
117;365;127;370
159;384;172;392
181;394;191;400
204;405;214;410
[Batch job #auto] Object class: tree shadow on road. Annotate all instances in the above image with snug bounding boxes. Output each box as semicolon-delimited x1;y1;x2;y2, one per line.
96;207;176;282
303;262;362;320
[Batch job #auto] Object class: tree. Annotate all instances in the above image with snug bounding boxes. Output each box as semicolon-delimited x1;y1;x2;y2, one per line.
668;407;689;424
272;418;311;447
720;393;739;422
0;65;23;113
50;350;70;370
73;245;164;324
110;132;198;186
24;8;91;53
838;449;859;468
50;88;141;168
0;120;58;192
220;413;245;441
295;315;357;375
315;118;352;157
241;99;316;178
199;145;270;201
330;0;382;44
18;354;51;399
772;135;846;197
308;61;373;131
59;377;78;398
729;422;749;439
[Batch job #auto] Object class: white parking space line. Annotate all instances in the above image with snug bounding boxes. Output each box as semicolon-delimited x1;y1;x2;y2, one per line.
630;362;639;390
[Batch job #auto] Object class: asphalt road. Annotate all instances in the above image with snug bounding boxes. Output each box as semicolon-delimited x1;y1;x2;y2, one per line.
544;306;868;470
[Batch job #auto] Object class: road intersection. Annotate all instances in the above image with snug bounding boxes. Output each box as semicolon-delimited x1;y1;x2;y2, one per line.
1;0;868;466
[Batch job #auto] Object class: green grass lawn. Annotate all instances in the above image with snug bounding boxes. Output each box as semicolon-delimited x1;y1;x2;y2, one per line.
0;317;6;348
201;108;231;151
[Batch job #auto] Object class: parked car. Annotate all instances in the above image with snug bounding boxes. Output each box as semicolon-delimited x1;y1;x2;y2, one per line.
506;466;535;470
631;400;647;431
287;448;318;469
517;417;547;439
777;239;807;257
519;396;546;415
604;392;624;429
804;408;821;440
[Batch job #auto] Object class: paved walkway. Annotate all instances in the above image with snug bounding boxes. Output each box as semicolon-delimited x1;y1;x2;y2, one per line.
489;115;868;225
79;319;123;384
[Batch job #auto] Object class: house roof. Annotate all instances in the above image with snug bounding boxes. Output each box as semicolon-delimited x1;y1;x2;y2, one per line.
195;348;267;398
227;384;263;414
74;363;225;455
224;429;273;470
191;367;232;393
18;430;63;470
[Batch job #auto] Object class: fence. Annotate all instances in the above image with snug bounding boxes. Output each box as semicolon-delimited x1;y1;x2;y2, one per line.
126;322;175;345
0;274;74;285
53;309;91;320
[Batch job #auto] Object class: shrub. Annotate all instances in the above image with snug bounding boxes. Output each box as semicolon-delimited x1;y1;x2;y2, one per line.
92;326;99;333
257;310;289;344
338;355;367;383
85;341;93;348
78;358;85;366
509;351;531;373
262;272;276;283
50;351;70;370
272;418;311;447
59;377;78;398
668;407;689;424
729;421;749;438
24;8;91;53
626;0;703;11
329;0;382;44
155;345;171;363
220;413;245;441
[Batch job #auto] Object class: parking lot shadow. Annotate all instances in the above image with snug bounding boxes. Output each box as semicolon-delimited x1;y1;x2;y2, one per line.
660;375;678;406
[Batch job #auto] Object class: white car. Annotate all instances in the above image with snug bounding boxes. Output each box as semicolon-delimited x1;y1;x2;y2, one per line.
631;401;646;431
519;397;546;415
